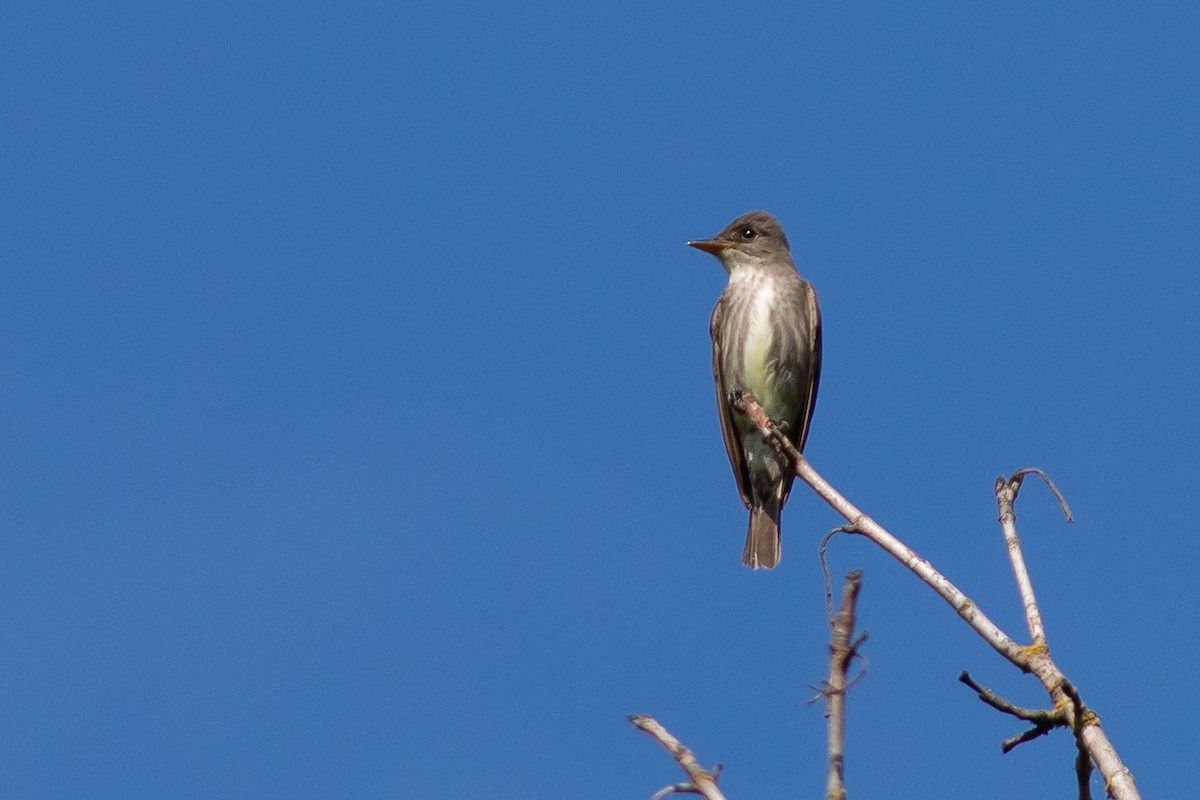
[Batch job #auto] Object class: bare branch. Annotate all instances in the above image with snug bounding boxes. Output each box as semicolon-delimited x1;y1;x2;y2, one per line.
731;392;1142;800
824;571;864;800
629;716;727;800
731;392;1025;664
1001;724;1057;753
994;487;1135;800
995;473;1048;645
958;671;1063;725
959;670;1066;753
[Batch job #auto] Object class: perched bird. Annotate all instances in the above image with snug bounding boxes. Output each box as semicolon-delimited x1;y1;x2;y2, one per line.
688;211;822;569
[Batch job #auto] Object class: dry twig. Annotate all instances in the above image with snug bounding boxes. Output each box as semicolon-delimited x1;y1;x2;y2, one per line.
959;671;1064;752
629;715;726;800
995;469;1071;646
819;526;857;625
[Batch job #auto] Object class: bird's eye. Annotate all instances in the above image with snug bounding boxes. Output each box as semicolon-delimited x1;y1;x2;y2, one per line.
740;227;757;240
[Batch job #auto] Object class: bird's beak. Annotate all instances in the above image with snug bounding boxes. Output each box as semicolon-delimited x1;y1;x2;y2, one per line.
687;238;732;256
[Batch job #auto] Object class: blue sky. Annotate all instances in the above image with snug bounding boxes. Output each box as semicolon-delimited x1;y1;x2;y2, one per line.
3;3;1197;798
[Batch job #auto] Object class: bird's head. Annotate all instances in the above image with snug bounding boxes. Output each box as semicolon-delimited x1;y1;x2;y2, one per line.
687;211;791;269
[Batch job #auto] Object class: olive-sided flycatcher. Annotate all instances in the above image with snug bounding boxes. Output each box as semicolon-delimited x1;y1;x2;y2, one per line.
688;211;821;569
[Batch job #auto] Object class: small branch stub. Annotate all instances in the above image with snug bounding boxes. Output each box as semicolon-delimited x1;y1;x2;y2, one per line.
959;671;1066;753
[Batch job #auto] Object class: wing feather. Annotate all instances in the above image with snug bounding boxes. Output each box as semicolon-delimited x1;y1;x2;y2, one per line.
781;282;822;507
795;282;822;452
710;297;752;509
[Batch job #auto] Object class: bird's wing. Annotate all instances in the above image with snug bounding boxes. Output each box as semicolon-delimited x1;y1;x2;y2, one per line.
796;282;822;452
711;297;752;509
781;282;822;507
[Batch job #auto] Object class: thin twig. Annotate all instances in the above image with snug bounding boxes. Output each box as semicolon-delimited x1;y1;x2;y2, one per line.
808;640;869;706
629;716;726;800
819;526;855;626
995;473;1048;645
1002;724;1058;753
959;670;1067;753
958;671;1063;724
1011;467;1075;523
824;571;864;800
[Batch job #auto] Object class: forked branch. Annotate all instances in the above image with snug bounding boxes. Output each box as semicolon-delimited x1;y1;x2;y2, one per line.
733;392;1140;800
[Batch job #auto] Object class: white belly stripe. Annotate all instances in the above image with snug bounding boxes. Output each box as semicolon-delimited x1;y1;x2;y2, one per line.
742;281;775;393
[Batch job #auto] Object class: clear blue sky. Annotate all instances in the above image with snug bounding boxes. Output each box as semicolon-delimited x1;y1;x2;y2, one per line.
3;3;1197;798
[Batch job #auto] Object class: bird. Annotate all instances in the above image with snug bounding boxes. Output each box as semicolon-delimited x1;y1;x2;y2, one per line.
687;211;822;569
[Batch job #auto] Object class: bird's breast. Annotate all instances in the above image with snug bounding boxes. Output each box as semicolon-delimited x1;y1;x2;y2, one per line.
721;270;799;406
741;280;777;395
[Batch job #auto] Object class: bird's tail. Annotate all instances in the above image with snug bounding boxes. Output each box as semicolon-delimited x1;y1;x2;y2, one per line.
743;504;782;569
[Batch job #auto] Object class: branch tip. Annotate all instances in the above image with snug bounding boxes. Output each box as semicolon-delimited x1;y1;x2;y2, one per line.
1009;467;1075;523
959;671;1064;724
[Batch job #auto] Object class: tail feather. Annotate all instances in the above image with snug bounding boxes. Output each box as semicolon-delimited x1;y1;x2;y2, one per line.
743;506;782;569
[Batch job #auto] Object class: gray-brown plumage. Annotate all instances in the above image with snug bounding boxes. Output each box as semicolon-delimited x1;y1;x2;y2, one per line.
688;211;821;569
